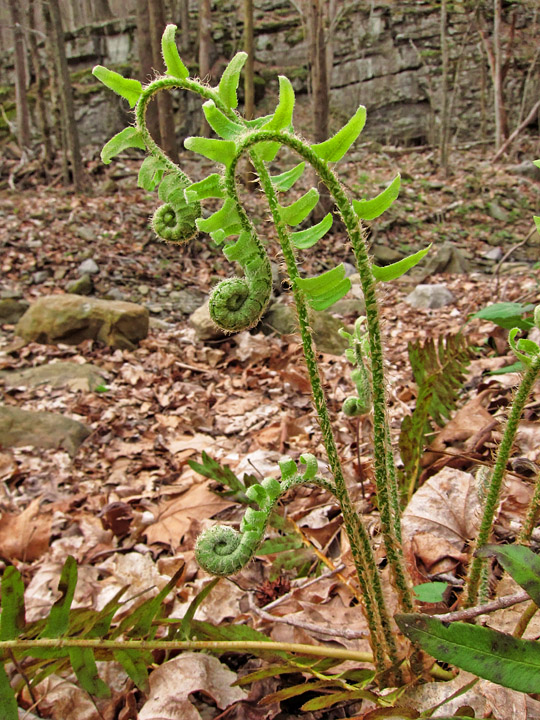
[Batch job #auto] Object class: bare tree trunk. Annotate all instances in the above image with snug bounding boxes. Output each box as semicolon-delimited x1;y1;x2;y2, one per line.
180;0;190;53
477;0;508;150
492;0;504;149
439;0;450;174
136;0;161;145
244;0;254;121
8;0;31;148
27;0;54;168
198;0;213;136
42;0;69;183
243;0;256;189
44;0;87;191
307;0;328;144
148;0;179;163
306;0;331;218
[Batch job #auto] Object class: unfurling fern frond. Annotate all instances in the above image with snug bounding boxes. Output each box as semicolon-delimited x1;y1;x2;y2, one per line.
399;333;473;501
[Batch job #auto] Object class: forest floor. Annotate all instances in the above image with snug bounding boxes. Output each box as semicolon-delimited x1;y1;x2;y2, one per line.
1;139;540;719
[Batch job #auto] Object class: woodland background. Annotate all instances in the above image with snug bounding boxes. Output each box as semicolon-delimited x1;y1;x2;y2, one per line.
0;1;540;719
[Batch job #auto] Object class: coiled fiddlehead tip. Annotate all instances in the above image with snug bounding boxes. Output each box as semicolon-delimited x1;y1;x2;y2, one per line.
209;275;270;333
342;396;369;417
152;202;200;244
195;525;256;576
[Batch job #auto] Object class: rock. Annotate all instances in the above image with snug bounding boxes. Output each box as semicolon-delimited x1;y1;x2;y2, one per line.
77;258;100;275
331;297;366;317
372;245;403;264
54;267;68;281
310;311;350;354
104;287;126;301
261;303;297;335
262;302;349;355
66;274;93;295
15;295;149;350
0;362;107;391
189;301;227;341
170;288;207;315
483;247;503;262
32;270;50;285
0;298;29;324
420;241;469;276
0;405;90;457
76;227;95;243
487;201;511;223
0;288;23;300
508;161;540;181
405;284;455;309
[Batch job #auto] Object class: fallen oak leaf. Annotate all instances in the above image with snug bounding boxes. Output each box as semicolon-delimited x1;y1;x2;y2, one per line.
138;652;247;720
144;483;235;550
0;497;52;562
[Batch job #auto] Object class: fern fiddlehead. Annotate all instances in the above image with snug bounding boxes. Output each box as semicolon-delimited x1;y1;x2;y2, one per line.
195;455;336;576
94;26;436;673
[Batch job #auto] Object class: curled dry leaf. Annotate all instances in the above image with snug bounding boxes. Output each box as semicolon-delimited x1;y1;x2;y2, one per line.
401;467;482;579
404;669;540;720
0;497;52;562
30;674;101;720
144;483;234;550
138;652;247;720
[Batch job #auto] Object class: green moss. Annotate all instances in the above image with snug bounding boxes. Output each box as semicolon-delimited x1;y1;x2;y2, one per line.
285;27;305;46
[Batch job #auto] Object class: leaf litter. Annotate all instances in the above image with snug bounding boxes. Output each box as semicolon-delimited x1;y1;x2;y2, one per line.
0;144;539;717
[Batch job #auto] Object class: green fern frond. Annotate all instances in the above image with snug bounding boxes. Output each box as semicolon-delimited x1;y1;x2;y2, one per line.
399;333;473;501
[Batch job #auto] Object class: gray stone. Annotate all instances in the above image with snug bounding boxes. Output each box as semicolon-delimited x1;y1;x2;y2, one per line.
487;201;511;223
508;161;540;181
76;227;96;243
0;298;29;324
261;303;298;335
405;284;455;309
170;289;206;315
0;362;107;391
189;301;227;341
66;274;93;296
77;258;100;275
310;311;350;355
262;302;349;355
483;247;503;262
372;245;403;264
15;295;149;350
104;287;126;301
0;288;23;300
32;270;50;285
331;297;366;317
342;262;358;277
421;241;469;276
0;405;91;457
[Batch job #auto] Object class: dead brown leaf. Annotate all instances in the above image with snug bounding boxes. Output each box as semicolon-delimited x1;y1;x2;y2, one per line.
401;467;482;577
138;653;247;720
0;498;51;561
144;483;234;550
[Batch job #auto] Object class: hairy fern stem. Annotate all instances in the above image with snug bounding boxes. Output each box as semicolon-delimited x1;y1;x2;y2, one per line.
464;352;540;606
232;130;413;615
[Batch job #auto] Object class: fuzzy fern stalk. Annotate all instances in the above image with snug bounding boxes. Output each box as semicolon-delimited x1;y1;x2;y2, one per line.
464;315;540;607
93;25;434;672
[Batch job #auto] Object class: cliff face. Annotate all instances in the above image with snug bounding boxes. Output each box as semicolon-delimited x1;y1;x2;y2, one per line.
1;1;537;147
